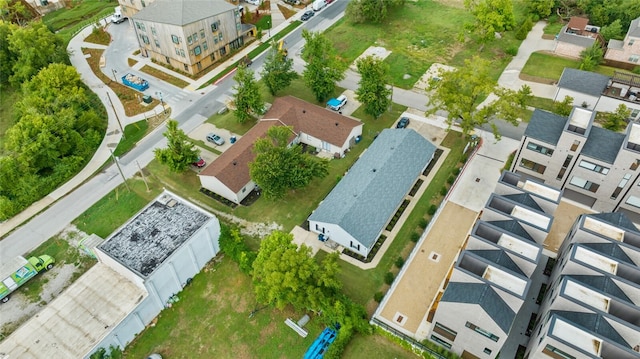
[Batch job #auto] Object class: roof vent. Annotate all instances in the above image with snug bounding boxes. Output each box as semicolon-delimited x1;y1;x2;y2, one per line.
302;109;306;113
372;168;377;172
335;122;339;126
233;160;237;166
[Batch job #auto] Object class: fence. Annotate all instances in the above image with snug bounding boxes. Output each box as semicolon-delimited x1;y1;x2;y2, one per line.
371;318;450;359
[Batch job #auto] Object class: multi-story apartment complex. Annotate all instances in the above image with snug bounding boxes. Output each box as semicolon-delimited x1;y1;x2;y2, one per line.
512;107;640;223
426;172;561;358
130;0;253;75
526;212;640;359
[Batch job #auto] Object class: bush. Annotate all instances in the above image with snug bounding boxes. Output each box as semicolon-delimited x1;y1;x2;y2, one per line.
410;232;420;242
384;272;395;285
395;256;405;269
516;17;533;40
447;175;456;185
633;66;640;75
505;45;518;56
218;224;256;274
453;167;461;176
440;186;448;196
427;204;438;215
374;291;385;302
418;218;429;229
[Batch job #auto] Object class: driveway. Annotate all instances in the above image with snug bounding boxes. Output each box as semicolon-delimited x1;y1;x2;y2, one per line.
189;122;239;154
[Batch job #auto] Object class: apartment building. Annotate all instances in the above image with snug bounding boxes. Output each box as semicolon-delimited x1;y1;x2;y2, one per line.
511;107;640;223
605;16;640;70
426;172;561;358
525;212;640;359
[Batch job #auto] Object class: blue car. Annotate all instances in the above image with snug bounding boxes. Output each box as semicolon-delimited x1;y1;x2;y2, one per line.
396;117;410;129
301;10;314;21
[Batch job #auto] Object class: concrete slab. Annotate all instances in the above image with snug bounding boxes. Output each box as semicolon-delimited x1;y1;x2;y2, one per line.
396;110;448;146
349;46;392;71
188;122;241;153
291;225;324;255
544;200;594;255
412;63;456;95
338;89;361;116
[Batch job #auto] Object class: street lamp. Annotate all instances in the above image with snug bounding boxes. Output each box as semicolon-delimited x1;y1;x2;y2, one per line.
111;68;118;82
267;18;271;38
155;91;166;114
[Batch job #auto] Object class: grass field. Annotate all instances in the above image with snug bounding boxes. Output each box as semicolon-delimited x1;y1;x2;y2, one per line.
325;1;527;88
343;332;419;359
43;0;116;43
521;52;624;83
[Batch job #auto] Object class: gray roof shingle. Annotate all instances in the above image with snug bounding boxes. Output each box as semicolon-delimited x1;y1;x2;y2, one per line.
581;126;625;164
524;109;566;145
468;249;525;276
557;68;610;97
550;311;629;348
567;275;632;304
629;17;640;38
582;243;634;265
590;212;639;233
309;129;435;250
441;282;516;333
487;220;536;242
503;193;543;213
557;26;596;48
133;0;236;26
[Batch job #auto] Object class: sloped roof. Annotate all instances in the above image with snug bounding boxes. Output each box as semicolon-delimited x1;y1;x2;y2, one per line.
590;212;639;233
199;119;277;192
503;193;543;213
441;282;516;333
487;220;536;242
263;96;362;148
582;242;634;265
567;275;632;304
309;129;435;249
557;68;610;97
567;17;589;31
551;311;630;348
468;249;525;276
581;126;625;164
524;109;566;145
133;0;236;26
199;97;362;193
629;17;640;38
557;26;596;48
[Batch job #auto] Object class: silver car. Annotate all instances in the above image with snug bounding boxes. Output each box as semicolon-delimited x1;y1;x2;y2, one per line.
206;133;225;146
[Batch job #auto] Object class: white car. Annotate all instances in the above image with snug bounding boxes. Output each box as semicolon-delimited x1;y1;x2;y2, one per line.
245;0;260;5
326;94;347;112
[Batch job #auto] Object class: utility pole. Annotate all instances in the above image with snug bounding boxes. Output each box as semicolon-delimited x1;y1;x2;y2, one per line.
136;160;150;192
106;92;126;139
110;149;130;192
156;91;167;114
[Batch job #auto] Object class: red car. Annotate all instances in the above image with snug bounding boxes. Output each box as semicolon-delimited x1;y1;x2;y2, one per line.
192;157;206;168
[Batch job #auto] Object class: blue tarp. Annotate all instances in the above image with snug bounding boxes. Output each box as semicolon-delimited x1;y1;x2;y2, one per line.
304;327;337;359
326;98;341;107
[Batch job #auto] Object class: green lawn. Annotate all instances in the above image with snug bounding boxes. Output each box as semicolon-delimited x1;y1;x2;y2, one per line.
113;120;150;156
521;52;625;83
325;1;527;88
123;258;324;359
527;96;556;112
317;131;467;306
543;15;564;36
0;85;19;152
43;0;116;43
343;332;419;359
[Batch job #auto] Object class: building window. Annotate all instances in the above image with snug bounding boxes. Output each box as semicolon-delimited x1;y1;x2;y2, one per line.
220;47;226;56
570;140;580;152
203;41;208;50
194;32;199;42
210;53;215;61
542;344;575;359
557;155;573;180
626;195;640;208
630;39;635;46
433;322;457;341
187;35;193;45
200;29;205;38
135;22;143;30
171;35;180;44
184;64;188;71
218;33;223;41
194;45;202;56
631;160;640;170
213;37;219;45
165;56;170;63
465;322;499;342
630;55;640;63
519;158;546;174
141;35;149;44
141;0;145;6
632;109;640;119
527;142;554;156
612;174;631;199
175;48;181;56
578;160;609;174
569;176;599;192
430;335;452;349
154;39;160;47
211;21;219;32
180;49;185;57
151;26;156;36
483;348;492;355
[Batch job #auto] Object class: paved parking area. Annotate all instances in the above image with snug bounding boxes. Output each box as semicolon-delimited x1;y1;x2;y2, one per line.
188;122;241;153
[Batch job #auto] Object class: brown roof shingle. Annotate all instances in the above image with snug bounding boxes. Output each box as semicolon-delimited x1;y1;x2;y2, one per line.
567;17;588;31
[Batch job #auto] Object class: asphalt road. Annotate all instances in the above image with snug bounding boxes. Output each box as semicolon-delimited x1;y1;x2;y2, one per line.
0;0;526;261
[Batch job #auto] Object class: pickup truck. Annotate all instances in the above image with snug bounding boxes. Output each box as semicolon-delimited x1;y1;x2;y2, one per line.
1;255;55;303
326;94;347;112
122;73;149;91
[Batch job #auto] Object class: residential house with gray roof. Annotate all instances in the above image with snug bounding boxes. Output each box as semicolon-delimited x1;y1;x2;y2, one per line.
131;0;253;76
511;107;640;223
525;212;640;359
605;16;640;70
308;129;435;257
554;68;640;119
426;172;561;358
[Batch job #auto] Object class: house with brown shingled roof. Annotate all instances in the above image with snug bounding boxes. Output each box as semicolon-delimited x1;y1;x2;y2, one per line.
198;96;363;204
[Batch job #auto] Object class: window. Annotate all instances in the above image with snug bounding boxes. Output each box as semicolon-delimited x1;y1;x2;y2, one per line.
193;32;198;42
430;335;452;349
203;41;208;50
135;22;143;30
570;140;580;152
184;64;188;71
187;35;193;45
627;195;640;208
210;53;215;61
180;49;185;57
141;35;149;44
628;55;639;63
632;109;640;119
218;33;224;41
557;155;573;180
519;158;546;174
213;37;219;44
154;39;160;47
630;39;635;46
211;21;219;32
542;344;575;359
175;48;181;56
194;45;202;56
483;348;492;355
151;27;156;36
578;160;609;174
433;322;457;341
527;142;554;156
612;174;631;199
171;35;180;44
200;29;205;38
165;56;170;63
631;160;640;170
465;322;499;342
569;176;599;192
220;47;226;56
141;0;145;6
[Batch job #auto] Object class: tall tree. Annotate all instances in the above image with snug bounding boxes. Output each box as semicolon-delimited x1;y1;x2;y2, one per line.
154;120;200;172
600;19;624;41
601;104;631;132
463;0;516;47
301;30;346;102
426;57;531;140
249;125;329;199
0;21;17;84
355;55;392;119
526;0;554;18
7;21;67;86
345;0;404;23
579;43;604;71
252;231;341;311
232;64;264;123
553;95;574;116
260;40;298;96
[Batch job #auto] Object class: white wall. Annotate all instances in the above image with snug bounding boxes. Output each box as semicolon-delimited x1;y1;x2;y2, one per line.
555;88;599;110
199;175;241;204
309;221;368;257
595;96;640;120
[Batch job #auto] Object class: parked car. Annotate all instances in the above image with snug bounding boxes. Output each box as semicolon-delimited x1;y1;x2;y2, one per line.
301;10;314;21
284;0;299;4
192;157;206;168
245;0;260;5
206;133;225;145
326;94;347;111
396;117;410;129
147;355;162;359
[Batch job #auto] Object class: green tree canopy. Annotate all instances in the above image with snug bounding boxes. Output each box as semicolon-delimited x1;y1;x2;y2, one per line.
261;40;298;96
600;19;624;41
301;29;346;102
232;64;264;123
526;0;554;18
463;0;516;47
345;0;404;23
249;125;329;199
154;120;200;172
602;104;631;132
426;57;530;140
355;55;392;119
252;231;341;311
579;43;604;71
